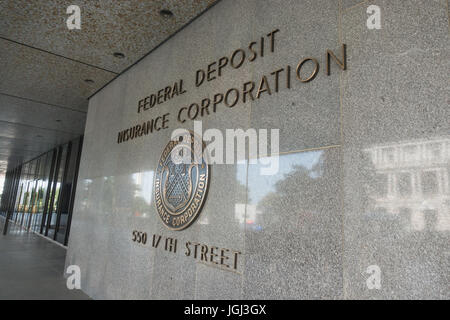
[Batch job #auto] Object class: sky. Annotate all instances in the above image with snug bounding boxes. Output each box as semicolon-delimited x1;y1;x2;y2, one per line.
237;150;323;205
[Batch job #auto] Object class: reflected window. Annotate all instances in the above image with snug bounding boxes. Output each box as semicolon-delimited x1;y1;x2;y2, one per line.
421;171;438;196
382;148;395;164
374;173;388;197
427;144;441;161
423;209;438;231
398;207;411;229
397;172;412;197
374;207;388;215
403;145;417;162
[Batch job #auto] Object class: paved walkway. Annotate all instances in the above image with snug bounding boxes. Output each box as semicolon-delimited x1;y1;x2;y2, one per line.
0;217;89;300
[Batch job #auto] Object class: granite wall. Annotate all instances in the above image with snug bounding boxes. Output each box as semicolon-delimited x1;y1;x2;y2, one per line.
65;0;450;299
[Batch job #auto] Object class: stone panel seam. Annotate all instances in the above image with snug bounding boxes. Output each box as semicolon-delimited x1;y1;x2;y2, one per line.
276;144;341;156
447;0;450;33
343;0;370;14
0;36;118;75
338;0;347;300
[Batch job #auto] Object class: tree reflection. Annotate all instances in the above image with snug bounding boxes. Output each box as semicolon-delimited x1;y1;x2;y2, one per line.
257;151;340;233
100;174;150;218
245;151;341;299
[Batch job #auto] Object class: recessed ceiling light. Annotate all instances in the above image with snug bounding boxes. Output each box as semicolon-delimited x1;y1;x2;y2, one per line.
85;79;94;84
113;52;125;59
159;9;173;18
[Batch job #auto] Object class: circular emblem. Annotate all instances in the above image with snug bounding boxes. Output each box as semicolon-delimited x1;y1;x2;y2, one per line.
154;131;209;230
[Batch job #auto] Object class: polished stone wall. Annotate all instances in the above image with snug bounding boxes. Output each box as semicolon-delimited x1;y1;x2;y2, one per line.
66;0;450;299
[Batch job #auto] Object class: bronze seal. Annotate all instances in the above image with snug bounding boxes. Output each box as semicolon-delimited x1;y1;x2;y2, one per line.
154;131;209;230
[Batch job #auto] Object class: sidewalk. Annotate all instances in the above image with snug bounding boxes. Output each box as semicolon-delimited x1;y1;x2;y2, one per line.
0;218;89;300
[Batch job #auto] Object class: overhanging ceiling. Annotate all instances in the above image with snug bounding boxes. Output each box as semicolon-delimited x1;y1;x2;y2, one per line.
0;0;218;173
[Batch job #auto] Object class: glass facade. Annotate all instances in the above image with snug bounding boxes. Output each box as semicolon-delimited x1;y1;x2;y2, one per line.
0;136;83;246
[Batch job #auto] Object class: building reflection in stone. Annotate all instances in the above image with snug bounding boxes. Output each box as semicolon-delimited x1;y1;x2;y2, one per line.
80;171;155;219
364;137;450;232
132;171;154;218
345;136;450;299
79;179;92;211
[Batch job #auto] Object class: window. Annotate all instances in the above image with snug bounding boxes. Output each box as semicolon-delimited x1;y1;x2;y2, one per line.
0;136;83;246
397;172;412;197
421;171;438;196
374;173;388;197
